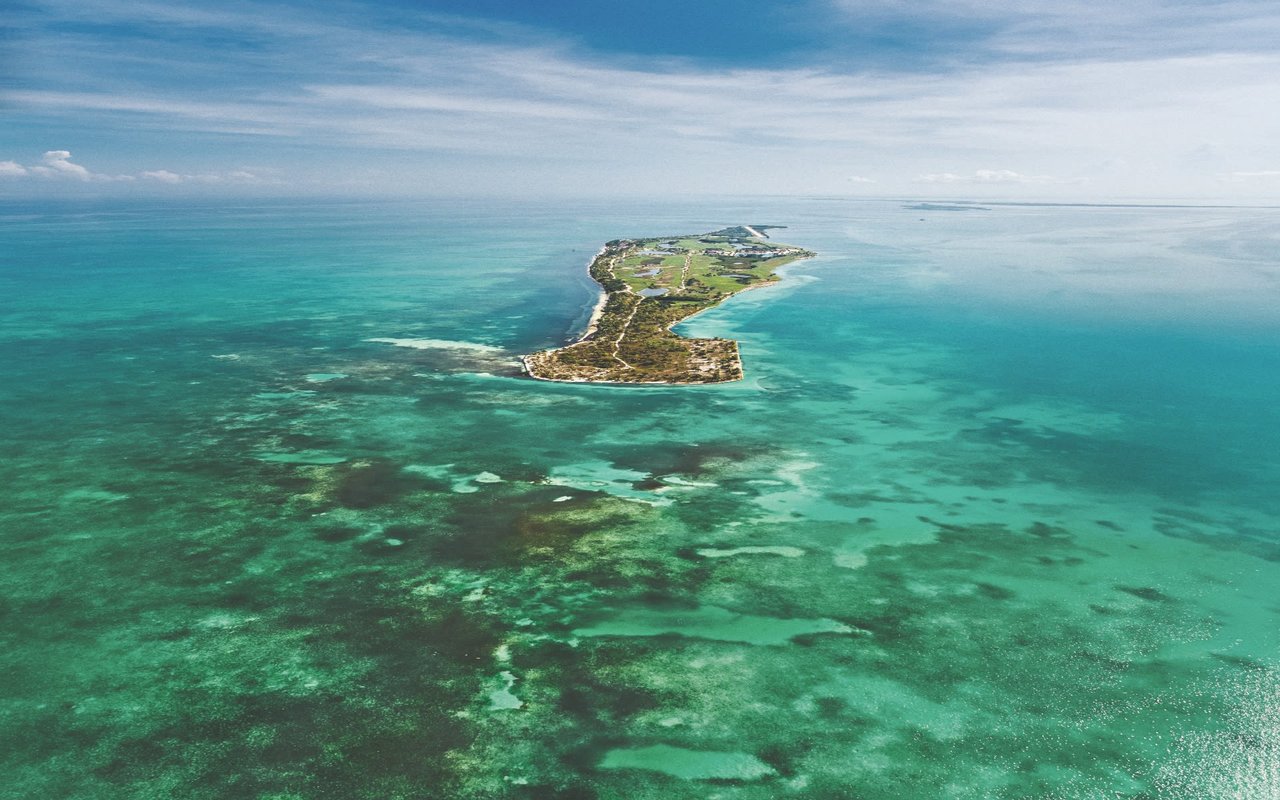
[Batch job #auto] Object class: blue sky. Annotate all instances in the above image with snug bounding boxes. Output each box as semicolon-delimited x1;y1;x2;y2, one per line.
3;0;1279;199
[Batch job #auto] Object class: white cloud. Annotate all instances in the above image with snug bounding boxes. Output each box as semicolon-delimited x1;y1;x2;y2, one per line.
141;169;183;183
40;149;94;180
16;149;138;182
915;169;1083;185
848;175;877;183
1220;170;1280;181
1;152;268;188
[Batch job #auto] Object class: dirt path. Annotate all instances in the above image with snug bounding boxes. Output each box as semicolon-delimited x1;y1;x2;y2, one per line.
603;251;638;370
609;297;640;370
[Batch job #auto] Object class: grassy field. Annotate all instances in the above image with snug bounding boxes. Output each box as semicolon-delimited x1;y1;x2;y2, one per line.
523;226;813;384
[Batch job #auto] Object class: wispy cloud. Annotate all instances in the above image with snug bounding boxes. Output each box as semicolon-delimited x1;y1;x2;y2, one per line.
2;90;304;137
828;0;1280;62
140;169;182;183
1220;170;1280;181
915;169;1082;186
5;0;1280;198
304;85;601;121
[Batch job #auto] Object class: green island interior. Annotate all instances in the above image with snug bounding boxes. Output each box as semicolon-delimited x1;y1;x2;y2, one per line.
523;226;813;383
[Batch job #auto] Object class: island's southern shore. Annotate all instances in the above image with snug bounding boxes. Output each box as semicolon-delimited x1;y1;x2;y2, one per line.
522;226;813;384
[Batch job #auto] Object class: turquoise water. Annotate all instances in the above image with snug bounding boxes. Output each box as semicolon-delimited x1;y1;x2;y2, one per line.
2;198;1279;798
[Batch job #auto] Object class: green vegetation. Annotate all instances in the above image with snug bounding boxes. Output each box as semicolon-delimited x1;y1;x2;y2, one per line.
523;226;813;384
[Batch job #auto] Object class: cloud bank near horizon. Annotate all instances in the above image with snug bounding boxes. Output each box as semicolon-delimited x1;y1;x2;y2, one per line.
3;0;1279;199
0;150;267;186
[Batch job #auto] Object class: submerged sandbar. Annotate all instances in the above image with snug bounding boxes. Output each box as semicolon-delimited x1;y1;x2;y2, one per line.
522;225;813;384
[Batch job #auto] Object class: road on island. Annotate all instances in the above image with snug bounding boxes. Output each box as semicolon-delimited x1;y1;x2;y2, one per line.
603;253;637;371
610;300;639;370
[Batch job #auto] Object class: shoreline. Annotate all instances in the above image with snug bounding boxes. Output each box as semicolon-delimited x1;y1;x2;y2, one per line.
575;246;610;342
666;274;785;332
518;354;745;386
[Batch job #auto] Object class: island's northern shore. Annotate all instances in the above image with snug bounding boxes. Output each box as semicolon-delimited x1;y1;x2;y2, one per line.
522;226;813;385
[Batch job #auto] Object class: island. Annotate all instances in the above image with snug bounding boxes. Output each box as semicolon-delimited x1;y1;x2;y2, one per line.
522;225;814;384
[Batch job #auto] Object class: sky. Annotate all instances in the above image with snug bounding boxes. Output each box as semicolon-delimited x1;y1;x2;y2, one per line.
2;0;1280;200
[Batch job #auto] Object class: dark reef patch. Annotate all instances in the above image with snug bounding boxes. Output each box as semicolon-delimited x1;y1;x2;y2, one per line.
331;459;423;509
1115;585;1175;603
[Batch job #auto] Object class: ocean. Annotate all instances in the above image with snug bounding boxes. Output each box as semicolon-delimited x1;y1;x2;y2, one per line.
2;196;1278;798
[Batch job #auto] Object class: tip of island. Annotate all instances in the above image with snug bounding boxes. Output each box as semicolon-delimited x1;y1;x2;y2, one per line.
522;225;814;384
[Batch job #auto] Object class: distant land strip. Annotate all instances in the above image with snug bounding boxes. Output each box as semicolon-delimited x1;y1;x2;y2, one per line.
522;225;813;384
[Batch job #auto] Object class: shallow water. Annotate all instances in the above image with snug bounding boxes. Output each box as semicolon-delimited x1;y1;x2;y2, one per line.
2;197;1279;798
